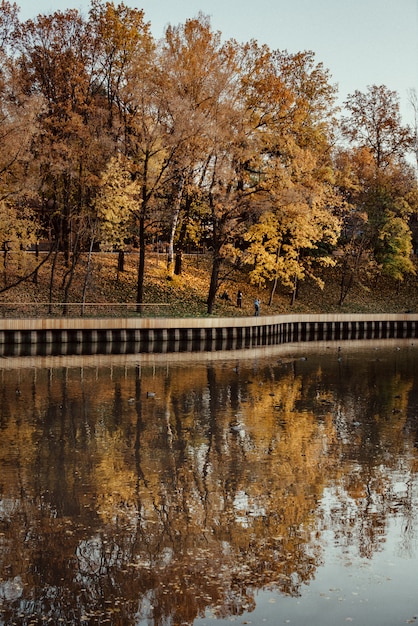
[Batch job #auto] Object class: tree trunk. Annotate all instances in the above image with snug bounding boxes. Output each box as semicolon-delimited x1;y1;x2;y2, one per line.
61;174;72;267
290;274;298;306
81;235;96;316
48;246;59;315
206;254;221;314
62;234;81;316
167;175;184;276
269;277;278;306
118;250;125;273
2;247;8;286
32;242;39;284
339;265;353;306
62;253;79;316
136;215;146;314
174;195;192;276
174;250;183;275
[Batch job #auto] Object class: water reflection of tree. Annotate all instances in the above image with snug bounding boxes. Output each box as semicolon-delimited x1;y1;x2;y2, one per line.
0;350;417;624
315;348;418;560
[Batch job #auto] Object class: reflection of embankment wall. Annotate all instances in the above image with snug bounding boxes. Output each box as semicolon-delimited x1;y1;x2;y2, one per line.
0;313;417;357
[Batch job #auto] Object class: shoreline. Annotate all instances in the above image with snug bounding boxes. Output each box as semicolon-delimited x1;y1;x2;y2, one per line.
0;312;417;357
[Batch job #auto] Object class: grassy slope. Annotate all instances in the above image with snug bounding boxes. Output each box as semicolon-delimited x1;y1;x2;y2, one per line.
1;251;418;317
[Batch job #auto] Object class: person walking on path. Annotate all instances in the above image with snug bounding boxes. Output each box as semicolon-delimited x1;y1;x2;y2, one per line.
254;298;260;316
237;290;243;308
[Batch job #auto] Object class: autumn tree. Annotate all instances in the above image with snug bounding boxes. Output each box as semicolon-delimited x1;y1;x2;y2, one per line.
244;182;340;305
158;15;229;278
196;39;292;313
94;154;139;263
0;1;41;200
89;0;152;285
17;10;99;262
242;48;341;305
341;85;414;169
0;1;45;288
338;85;417;301
0;201;39;288
116;41;173;309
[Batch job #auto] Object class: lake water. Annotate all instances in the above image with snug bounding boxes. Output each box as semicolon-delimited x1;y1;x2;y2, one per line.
1;339;418;625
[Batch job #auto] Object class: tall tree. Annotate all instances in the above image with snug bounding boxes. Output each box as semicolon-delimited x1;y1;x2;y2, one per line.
16;8;109;265
338;85;417;294
0;0;41;202
0;1;46;289
197;40;286;313
341;85;414;169
241;47;341;305
116;36;172;309
158;15;227;277
89;0;153;302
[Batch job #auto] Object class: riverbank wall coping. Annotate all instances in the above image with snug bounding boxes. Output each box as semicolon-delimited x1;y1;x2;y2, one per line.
0;312;417;332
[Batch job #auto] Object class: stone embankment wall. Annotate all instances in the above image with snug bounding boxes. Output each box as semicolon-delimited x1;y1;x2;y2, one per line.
0;313;417;356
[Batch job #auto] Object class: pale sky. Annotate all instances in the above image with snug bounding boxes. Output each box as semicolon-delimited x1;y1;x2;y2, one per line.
14;0;418;125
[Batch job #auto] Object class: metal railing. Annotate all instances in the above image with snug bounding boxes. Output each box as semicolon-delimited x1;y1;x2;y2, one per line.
0;302;174;318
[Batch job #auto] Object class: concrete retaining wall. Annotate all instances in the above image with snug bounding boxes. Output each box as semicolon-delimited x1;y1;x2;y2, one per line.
0;313;417;356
